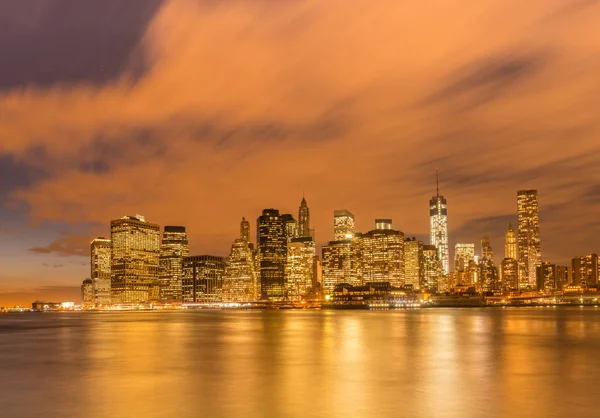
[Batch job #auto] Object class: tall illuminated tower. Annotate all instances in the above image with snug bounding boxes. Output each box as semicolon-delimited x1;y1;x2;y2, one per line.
504;223;517;260
90;237;111;306
110;215;161;304
334;209;355;240
481;236;493;260
223;217;258;303
240;217;251;242
158;226;189;303
517;190;541;288
256;209;287;301
429;171;449;274
298;196;311;238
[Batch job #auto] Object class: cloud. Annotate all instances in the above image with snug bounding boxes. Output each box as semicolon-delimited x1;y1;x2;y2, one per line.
29;235;89;257
0;0;599;283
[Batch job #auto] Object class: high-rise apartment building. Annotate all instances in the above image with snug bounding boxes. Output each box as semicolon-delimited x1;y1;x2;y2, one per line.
556;266;569;290
90;237;111;306
505;223;517;260
334;209;355;240
81;278;94;308
182;255;225;303
285;237;316;301
322;240;359;294
356;220;405;287
481;236;493;260
158;226;189;303
536;262;556;291
222;218;258;303
240;217;251;242
430;172;449;274
257;209;288;301
298;197;311;238
454;243;475;272
500;258;519;290
110;215;161;304
404;238;424;290
423;244;443;292
571;254;598;287
517;190;541;289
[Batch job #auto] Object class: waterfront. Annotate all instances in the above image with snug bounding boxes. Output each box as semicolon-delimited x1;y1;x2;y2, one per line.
1;309;599;418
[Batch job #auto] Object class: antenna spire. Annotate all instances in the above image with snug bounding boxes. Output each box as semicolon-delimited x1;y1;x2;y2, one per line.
436;169;439;196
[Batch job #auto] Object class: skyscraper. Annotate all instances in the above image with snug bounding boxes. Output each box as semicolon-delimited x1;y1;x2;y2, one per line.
81;278;94;308
505;223;517;260
422;244;443;292
256;209;288;301
298;196;311;238
158;226;189;303
334;209;355;240
90;237;111;306
571;254;598;287
282;213;298;242
322;240;359;294
222;218;258;303
182;255;225;303
430;171;449;274
481;236;493;261
285;237;316;301
110;215;161;304
536;262;556;291
454;243;475;272
500;258;519;291
240;217;251;242
517;190;541;289
356;220;405;287
404;238;424;290
480;258;499;292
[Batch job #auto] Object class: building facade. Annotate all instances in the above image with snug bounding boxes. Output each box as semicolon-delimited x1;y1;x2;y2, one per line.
500;258;519;291
322;240;359;295
404;238;424;290
182;255;225;303
536;262;556;291
110;215;161;304
430;176;449;275
222;218;257;303
505;223;517;260
285;237;316;301
256;209;288;301
481;236;493;261
422;244;443;292
517;190;541;289
356;221;405;287
90;237;111;306
298;197;311;238
454;243;475;272
158;226;189;303
571;254;598;287
81;278;94;308
334;209;355;240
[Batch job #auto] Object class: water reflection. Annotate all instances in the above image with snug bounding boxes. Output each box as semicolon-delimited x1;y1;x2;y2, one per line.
0;308;599;418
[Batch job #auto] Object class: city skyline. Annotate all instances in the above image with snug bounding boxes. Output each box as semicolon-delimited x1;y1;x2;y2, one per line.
2;1;600;306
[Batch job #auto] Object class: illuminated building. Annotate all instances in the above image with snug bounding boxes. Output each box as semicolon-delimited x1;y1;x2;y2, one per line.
571;254;598;287
240;217;251;242
298;196;311;238
285;237;316;301
182;255;225;303
517;189;541;289
481;236;493;261
158;226;189;303
110;215;161;304
480;258;499;291
500;258;519;290
356;220;405;287
322;240;359;295
505;223;517;260
282;213;298;242
536;262;556;291
81;278;94;307
90;237;111;306
404;238;423;290
334;209;355;240
454;243;475;272
430;171;449;274
257;209;288;301
222;218;258;303
556;265;569;290
375;219;392;230
423;244;443;292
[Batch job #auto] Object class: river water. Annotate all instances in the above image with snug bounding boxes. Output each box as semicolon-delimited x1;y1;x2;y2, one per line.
1;308;599;418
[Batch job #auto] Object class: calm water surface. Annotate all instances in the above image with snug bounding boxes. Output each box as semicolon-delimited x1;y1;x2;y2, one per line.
1;308;599;418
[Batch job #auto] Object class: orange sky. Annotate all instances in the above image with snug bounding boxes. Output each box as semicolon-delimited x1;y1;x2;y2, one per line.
1;0;600;306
